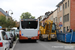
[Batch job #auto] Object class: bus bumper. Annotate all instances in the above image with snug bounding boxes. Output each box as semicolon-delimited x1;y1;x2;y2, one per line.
19;36;39;40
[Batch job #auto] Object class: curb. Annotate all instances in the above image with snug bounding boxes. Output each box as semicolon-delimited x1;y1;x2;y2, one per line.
10;38;18;50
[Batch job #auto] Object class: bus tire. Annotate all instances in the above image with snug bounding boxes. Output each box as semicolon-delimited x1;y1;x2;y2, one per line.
33;40;36;42
39;34;43;41
19;40;21;43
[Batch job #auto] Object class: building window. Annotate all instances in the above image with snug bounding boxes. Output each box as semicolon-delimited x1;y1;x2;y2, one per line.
63;4;64;9
64;27;65;32
67;14;69;21
67;26;68;31
58;8;59;12
63;14;69;23
60;5;62;11
55;17;57;22
56;17;57;22
65;2;67;8
50;16;53;21
60;17;62;22
53;18;55;22
68;0;69;7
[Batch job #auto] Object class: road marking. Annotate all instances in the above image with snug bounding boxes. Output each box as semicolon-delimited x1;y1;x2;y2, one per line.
39;42;51;50
57;41;75;46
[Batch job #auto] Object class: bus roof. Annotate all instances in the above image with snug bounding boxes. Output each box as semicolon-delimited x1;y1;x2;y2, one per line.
21;19;38;21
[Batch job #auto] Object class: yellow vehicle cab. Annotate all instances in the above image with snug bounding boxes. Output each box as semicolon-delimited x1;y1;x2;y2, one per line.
39;20;57;41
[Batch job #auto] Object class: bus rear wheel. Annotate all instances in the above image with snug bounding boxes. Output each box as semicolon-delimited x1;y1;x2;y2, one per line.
34;40;37;42
19;40;21;43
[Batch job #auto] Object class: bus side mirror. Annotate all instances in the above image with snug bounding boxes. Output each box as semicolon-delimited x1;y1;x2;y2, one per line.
17;27;19;29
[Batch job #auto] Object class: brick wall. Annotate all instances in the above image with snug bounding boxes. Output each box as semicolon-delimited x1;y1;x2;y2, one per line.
70;0;75;30
0;11;5;16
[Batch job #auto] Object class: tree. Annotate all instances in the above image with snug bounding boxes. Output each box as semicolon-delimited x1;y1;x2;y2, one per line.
0;15;7;28
20;12;35;19
0;15;17;28
31;16;35;19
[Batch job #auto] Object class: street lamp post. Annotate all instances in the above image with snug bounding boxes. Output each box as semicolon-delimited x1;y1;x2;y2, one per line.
6;10;13;30
8;10;13;17
6;10;13;20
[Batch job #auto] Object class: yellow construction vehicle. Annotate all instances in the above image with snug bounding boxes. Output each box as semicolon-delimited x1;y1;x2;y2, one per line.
39;20;57;41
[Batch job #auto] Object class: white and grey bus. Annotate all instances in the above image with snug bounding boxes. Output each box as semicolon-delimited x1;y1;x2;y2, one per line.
19;19;39;42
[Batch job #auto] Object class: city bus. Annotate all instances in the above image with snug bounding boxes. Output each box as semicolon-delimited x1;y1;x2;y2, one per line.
19;19;39;42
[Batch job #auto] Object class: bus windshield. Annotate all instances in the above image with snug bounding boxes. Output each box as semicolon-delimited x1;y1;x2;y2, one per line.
21;21;38;29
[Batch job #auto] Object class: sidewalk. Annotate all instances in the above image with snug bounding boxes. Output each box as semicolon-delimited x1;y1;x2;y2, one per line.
57;41;75;46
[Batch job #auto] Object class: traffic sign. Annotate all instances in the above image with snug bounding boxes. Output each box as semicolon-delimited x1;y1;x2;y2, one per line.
59;25;62;27
59;22;62;27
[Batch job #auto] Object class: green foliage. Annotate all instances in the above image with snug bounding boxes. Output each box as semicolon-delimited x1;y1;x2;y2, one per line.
0;15;6;28
20;12;35;19
31;16;35;19
0;15;17;28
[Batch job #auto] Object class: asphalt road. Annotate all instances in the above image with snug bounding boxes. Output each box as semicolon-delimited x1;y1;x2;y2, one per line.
14;40;75;50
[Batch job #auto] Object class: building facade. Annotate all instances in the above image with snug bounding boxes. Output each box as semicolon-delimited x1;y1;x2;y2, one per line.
53;9;57;23
57;1;63;32
57;0;75;32
70;0;75;30
53;9;58;29
38;0;75;32
0;8;11;20
48;11;54;21
63;0;70;32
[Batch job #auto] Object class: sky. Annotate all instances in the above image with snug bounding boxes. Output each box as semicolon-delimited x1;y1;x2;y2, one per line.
0;0;62;21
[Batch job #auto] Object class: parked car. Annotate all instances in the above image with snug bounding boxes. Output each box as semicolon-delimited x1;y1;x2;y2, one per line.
11;27;19;37
0;30;9;50
10;29;16;41
10;32;14;43
6;31;13;48
15;29;19;37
